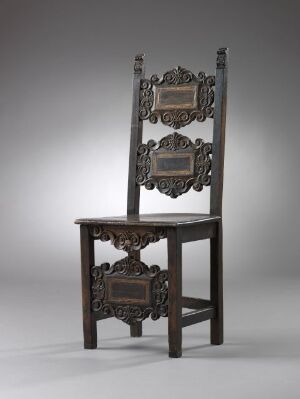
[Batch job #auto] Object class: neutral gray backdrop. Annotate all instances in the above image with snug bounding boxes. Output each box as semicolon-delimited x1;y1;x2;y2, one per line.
0;1;299;398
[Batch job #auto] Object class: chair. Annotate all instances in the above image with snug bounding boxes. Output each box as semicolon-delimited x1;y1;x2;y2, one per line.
75;48;228;358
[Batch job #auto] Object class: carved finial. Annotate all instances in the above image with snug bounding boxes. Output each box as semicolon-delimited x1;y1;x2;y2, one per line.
134;53;145;73
216;47;228;69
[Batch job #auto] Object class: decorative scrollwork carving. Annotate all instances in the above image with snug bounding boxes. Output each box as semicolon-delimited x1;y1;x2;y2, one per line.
136;132;212;198
150;66;193;85
91;256;168;324
139;67;215;128
89;225;166;251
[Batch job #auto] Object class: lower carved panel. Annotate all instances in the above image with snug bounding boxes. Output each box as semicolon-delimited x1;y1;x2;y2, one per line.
91;256;168;324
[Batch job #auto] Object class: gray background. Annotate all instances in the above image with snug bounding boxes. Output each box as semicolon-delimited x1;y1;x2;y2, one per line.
0;0;299;398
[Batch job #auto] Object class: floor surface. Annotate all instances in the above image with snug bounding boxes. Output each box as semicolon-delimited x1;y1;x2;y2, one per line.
0;277;299;398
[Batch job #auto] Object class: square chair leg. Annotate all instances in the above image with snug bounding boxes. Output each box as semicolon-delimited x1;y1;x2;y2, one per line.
80;225;97;349
210;221;224;345
167;228;182;358
130;322;143;337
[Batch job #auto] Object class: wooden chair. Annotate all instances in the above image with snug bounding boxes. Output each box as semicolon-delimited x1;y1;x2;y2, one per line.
75;48;228;358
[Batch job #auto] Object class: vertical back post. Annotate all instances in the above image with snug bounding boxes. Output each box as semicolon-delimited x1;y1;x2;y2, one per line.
127;54;145;337
210;48;228;216
127;54;145;215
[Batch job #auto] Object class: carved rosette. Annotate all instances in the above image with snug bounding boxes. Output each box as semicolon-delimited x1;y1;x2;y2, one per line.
91;256;168;324
139;66;215;129
136;132;212;198
89;225;166;251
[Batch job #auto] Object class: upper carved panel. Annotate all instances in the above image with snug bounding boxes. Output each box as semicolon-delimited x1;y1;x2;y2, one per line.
139;67;215;129
136;132;212;198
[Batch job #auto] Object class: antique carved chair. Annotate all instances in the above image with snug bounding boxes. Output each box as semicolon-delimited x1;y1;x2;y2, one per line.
75;48;228;358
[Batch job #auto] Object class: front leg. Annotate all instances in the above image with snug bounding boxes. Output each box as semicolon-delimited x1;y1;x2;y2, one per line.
167;227;182;358
80;225;97;349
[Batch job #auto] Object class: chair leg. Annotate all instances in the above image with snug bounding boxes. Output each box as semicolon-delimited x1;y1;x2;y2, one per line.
129;250;143;337
80;225;97;349
130;322;143;337
167;228;182;358
210;221;223;345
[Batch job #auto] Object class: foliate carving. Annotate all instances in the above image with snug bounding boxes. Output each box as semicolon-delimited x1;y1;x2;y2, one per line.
158;131;190;150
91;256;168;324
216;48;228;69
134;53;145;73
139;67;215;128
136;132;212;198
150;66;193;85
89;225;166;251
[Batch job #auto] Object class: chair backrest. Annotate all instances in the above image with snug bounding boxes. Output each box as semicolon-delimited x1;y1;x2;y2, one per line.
127;48;228;216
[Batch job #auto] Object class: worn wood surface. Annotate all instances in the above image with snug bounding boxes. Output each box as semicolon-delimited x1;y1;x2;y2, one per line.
80;225;97;349
182;296;212;309
127;54;145;215
210;221;223;344
75;213;220;227
182;307;216;328
179;221;218;243
167;227;182;358
210;48;228;216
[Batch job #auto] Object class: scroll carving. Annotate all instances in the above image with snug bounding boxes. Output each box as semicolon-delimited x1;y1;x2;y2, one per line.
89;225;166;251
91;256;168;324
139;67;215;129
136;132;212;198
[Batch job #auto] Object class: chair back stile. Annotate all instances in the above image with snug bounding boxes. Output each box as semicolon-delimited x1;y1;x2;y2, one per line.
210;48;228;216
127;54;145;216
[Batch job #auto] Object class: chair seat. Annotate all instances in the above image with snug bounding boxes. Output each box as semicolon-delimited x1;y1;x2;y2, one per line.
75;213;221;227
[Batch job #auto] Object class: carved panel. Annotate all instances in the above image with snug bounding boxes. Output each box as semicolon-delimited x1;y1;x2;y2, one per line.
89;225;166;251
139;67;215;129
91;256;168;324
136;132;212;198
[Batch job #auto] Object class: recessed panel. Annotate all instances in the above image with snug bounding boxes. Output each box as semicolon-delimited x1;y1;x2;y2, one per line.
152;153;194;176
106;277;150;305
154;85;198;111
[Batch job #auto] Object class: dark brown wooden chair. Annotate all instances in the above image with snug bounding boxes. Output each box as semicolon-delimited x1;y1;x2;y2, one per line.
75;48;228;358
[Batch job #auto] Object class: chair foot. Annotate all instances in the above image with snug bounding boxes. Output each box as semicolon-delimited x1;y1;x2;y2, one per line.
130;322;142;337
167;228;182;360
84;342;97;349
83;320;97;349
169;351;182;358
210;319;223;345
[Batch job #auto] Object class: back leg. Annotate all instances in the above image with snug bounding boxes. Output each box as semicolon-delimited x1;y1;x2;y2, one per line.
210;221;223;345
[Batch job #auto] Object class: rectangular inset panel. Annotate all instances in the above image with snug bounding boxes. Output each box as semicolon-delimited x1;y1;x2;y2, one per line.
154;85;198;110
152;153;194;176
106;277;150;305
